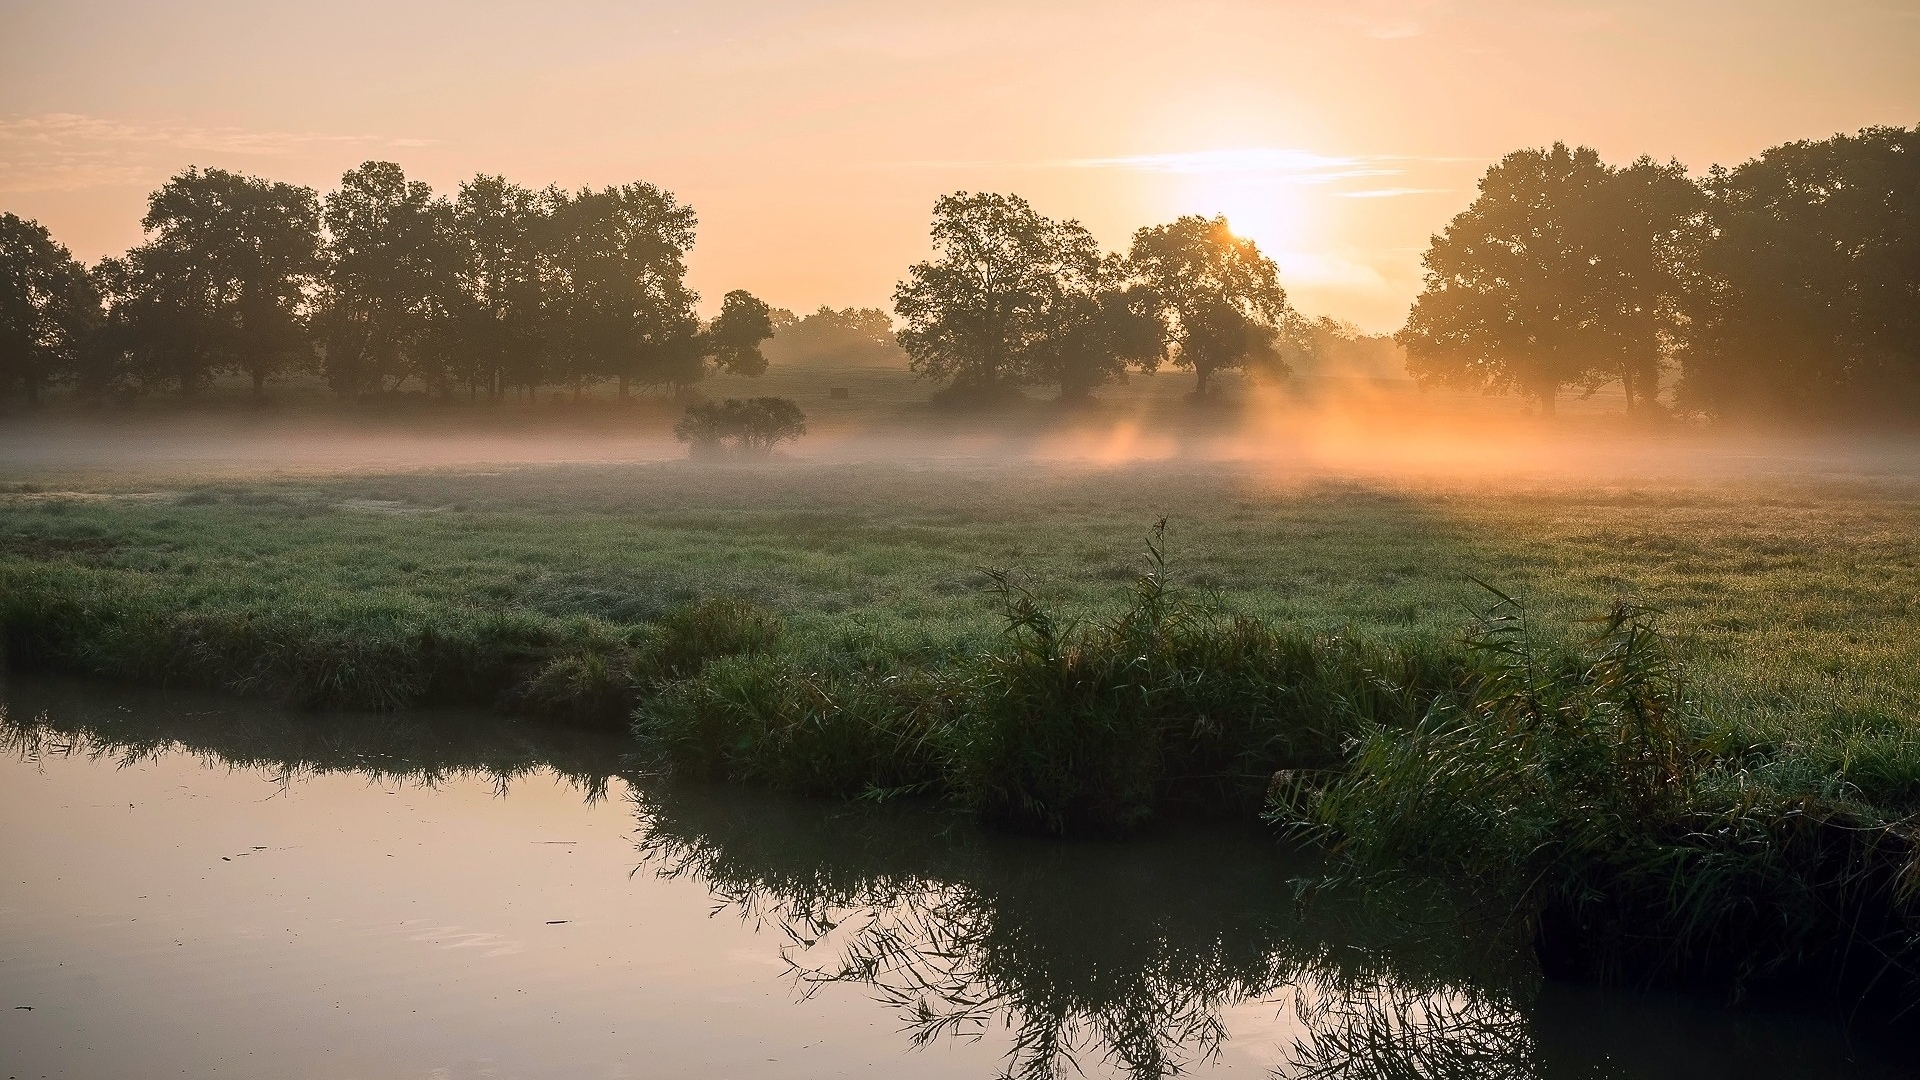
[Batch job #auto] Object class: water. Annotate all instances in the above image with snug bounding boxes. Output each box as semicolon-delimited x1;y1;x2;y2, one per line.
0;676;1907;1080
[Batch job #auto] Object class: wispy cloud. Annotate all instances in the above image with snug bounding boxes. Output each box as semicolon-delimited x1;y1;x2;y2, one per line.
881;147;1463;186
0;113;438;192
1057;148;1386;178
1334;187;1449;198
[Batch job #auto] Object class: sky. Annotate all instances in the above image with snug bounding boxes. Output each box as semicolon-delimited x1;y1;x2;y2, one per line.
2;1;1915;332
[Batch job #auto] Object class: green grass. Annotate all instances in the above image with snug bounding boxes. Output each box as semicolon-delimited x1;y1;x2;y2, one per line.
3;455;1917;737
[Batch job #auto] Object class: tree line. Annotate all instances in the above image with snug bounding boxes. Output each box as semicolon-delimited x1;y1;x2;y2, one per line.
1;163;773;405
1401;126;1920;419
5;125;1915;419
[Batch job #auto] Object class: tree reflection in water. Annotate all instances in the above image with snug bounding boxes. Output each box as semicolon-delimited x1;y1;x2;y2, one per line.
631;782;1545;1080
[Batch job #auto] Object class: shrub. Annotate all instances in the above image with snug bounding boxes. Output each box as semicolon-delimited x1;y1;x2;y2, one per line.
673;397;807;459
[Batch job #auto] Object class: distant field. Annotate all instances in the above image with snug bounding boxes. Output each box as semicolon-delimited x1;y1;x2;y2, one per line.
3;448;1918;752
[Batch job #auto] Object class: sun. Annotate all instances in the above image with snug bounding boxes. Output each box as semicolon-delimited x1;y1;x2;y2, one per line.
1175;168;1312;262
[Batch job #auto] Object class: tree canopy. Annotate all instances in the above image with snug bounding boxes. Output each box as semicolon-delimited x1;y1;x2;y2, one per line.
1677;126;1920;419
893;192;1190;402
893;192;1093;399
545;182;702;398
319;161;460;396
764;306;903;367
1128;215;1304;397
1399;145;1702;415
0;213;100;404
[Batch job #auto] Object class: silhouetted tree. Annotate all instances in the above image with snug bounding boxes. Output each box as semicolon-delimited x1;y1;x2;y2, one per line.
1399;144;1699;416
894;192;1090;400
1677;126;1920;419
1595;158;1703;415
1026;257;1165;403
1128;215;1299;397
319;161;462;396
545;183;700;399
453;175;552;402
0;213;102;405
703;290;775;378
118;168;323;400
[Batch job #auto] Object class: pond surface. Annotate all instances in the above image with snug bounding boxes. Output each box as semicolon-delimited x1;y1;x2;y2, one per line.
0;675;1907;1080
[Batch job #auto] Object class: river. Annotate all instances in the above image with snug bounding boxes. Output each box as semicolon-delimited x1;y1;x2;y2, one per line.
0;675;1906;1079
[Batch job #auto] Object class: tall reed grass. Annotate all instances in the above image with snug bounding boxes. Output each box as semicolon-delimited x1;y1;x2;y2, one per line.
1276;589;1920;1016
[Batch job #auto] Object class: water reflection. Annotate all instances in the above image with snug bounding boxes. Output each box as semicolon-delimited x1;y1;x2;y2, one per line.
1;674;625;800
2;676;1905;1080
630;782;1549;1079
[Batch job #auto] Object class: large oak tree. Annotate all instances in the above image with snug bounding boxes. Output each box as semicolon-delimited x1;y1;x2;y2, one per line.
1399;144;1699;416
1128;215;1300;397
0;213;102;405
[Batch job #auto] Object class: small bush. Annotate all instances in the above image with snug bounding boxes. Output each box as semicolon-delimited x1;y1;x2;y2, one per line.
674;397;807;459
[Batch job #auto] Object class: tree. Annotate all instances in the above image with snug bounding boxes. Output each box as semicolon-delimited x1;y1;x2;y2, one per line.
1025;256;1165;403
123;167;323;401
319;161;462;396
1398;144;1698;416
453;175;553;402
1593;158;1703;415
1677;126;1920;419
703;290;775;378
893;192;1093;400
1128;215;1299;397
764;306;904;367
674;396;807;458
0;213;101;404
545;182;700;399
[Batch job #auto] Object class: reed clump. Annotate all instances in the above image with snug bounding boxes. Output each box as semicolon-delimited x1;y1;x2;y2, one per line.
1276;589;1920;1014
634;523;1473;831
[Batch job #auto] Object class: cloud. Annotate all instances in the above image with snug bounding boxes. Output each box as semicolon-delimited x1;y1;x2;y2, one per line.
0;113;437;192
881;147;1462;186
1334;187;1449;198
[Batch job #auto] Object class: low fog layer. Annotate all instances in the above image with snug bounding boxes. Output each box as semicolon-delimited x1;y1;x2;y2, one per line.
9;386;1920;490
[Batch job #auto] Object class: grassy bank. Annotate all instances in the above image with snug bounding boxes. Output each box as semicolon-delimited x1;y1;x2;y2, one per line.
3;454;1919;1009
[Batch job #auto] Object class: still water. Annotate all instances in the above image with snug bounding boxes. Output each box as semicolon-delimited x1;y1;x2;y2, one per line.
0;676;1908;1080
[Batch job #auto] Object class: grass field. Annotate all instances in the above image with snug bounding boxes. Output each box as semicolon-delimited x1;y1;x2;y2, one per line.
5;450;1918;740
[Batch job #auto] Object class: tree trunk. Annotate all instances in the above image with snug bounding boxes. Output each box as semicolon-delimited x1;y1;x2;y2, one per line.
1195;364;1212;397
251;367;266;403
1539;386;1557;417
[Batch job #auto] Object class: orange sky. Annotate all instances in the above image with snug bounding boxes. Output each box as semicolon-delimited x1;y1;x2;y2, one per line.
2;1;1915;331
